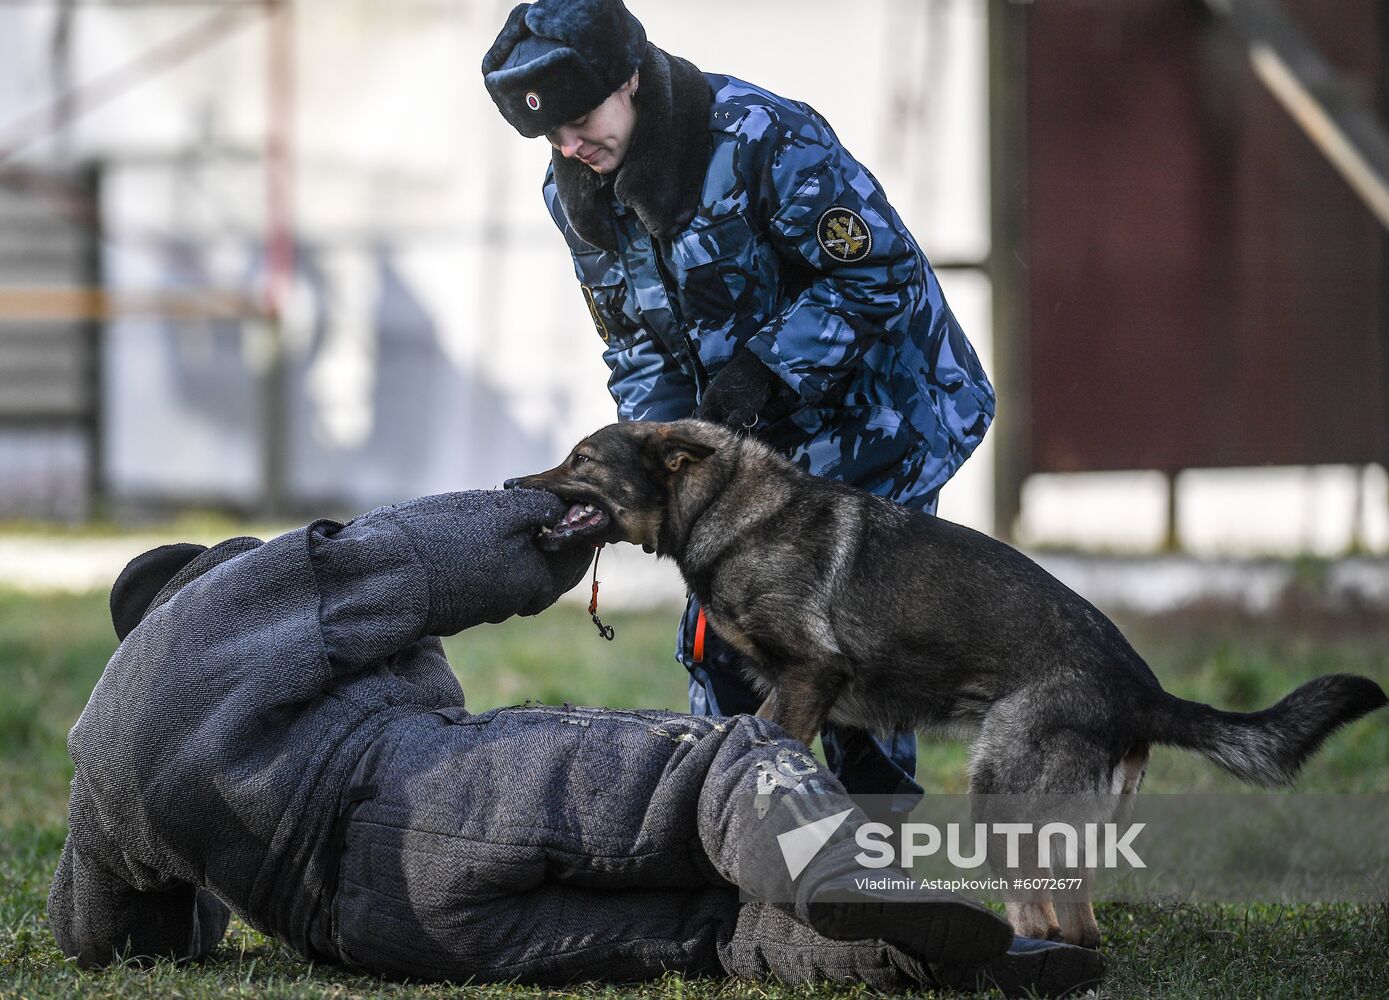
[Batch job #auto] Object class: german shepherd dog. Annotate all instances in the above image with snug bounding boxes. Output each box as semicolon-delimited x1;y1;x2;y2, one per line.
507;419;1387;946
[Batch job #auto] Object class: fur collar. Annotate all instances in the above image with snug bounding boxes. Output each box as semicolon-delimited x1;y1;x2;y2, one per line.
551;44;712;251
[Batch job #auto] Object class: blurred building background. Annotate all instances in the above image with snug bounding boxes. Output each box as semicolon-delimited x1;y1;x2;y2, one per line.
0;0;1385;564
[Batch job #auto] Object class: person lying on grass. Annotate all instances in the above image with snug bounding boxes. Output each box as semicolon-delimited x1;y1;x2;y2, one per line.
49;489;1102;996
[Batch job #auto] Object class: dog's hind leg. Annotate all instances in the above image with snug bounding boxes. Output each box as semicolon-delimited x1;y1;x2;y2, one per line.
1003;869;1062;942
1052;869;1098;948
970;712;1116;945
970;757;1062;941
988;827;1061;941
1048;742;1149;947
1113;741;1149;799
1051;742;1150;947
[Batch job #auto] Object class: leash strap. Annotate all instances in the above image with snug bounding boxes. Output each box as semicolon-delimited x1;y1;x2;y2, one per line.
588;545;615;641
693;607;707;663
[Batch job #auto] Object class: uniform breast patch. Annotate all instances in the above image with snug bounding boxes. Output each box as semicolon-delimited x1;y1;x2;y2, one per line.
581;285;609;342
816;207;872;263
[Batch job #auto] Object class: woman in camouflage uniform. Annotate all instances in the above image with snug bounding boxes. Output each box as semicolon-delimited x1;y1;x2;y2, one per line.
483;0;995;806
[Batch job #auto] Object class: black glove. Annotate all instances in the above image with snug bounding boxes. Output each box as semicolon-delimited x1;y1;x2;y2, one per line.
697;348;785;431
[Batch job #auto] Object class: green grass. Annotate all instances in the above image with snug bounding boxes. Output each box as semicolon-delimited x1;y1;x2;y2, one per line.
2;589;1387;998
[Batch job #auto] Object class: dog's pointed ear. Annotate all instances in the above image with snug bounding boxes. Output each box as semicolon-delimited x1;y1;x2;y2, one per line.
653;429;716;474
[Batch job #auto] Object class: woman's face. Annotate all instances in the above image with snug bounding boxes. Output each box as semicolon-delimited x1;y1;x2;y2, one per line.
546;72;639;174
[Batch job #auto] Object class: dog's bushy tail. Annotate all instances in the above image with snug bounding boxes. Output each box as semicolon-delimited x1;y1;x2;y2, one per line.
1148;675;1387;786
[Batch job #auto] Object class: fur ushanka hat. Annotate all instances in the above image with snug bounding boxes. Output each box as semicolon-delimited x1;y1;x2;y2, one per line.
482;0;647;138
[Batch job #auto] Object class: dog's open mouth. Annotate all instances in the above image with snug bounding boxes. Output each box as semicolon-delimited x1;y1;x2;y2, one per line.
538;501;611;547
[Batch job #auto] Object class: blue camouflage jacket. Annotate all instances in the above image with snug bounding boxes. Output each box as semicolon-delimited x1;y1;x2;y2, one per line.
543;54;993;510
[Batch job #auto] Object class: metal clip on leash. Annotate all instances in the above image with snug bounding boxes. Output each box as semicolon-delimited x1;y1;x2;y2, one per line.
588;544;615;641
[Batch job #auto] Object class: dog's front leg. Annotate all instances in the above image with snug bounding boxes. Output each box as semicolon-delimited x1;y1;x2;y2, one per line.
755;689;778;721
767;662;848;747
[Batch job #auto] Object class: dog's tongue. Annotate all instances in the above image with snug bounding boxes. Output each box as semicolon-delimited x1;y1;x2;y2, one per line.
537;501;610;547
562;503;589;526
558;502;605;530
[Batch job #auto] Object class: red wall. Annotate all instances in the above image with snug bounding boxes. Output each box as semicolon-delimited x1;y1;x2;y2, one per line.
1025;0;1386;473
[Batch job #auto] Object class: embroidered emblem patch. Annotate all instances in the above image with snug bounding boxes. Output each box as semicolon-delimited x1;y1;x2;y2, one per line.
525;91;542;112
581;285;608;342
816;207;872;263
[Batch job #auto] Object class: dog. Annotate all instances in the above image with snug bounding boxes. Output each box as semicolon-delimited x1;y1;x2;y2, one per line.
506;419;1388;946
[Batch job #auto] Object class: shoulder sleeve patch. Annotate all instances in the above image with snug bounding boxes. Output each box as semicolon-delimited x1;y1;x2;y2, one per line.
709;102;751;132
581;285;609;342
816;207;873;263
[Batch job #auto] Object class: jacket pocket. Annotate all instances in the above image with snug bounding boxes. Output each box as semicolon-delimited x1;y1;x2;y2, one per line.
572;249;641;349
670;213;771;324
